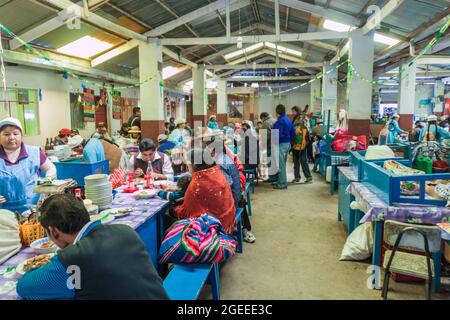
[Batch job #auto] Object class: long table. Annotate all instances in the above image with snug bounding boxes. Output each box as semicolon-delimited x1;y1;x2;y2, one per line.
346;182;450;292
0;195;168;300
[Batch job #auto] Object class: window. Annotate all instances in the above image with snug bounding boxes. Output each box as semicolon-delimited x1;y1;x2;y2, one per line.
70;93;85;131
0;88;40;136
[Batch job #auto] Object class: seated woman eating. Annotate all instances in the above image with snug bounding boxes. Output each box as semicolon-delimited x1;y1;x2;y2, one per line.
175;148;236;235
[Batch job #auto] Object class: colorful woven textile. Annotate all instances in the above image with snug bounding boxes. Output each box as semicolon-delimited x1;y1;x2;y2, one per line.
383;160;425;196
159;214;236;264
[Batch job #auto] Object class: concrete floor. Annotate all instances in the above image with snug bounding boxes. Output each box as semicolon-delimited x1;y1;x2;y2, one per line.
215;161;450;300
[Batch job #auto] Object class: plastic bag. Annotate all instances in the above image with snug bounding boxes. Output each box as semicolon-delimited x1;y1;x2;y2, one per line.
365;145;395;160
0;210;21;264
340;222;374;261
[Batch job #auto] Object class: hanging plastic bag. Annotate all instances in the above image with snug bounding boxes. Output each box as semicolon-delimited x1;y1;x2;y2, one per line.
0;210;21;264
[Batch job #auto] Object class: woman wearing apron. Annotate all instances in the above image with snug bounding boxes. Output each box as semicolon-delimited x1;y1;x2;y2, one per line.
0;118;56;214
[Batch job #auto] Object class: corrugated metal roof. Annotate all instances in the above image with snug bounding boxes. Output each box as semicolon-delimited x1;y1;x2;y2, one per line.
0;0;448;79
0;0;54;34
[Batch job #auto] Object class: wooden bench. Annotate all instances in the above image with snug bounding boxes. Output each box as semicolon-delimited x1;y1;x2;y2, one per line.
163;263;220;300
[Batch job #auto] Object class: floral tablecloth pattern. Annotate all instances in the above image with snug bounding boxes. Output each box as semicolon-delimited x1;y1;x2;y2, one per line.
338;166;359;182
347;182;450;225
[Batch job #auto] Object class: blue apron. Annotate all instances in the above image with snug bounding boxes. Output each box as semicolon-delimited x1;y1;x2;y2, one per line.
0;145;40;214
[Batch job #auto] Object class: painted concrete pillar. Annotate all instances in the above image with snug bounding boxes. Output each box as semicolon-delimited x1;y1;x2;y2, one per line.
216;79;228;126
193;65;207;127
310;79;321;114
398;61;416;131
347;29;375;137
322;62;338;126
139;41;164;141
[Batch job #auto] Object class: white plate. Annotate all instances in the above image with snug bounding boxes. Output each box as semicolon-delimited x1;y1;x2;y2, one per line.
30;237;57;254
132;189;157;199
85;174;108;181
16;253;55;275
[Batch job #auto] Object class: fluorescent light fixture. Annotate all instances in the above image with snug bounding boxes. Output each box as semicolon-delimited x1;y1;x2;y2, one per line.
424;82;436;85
224;41;303;60
162;66;182;80
224;42;264;60
374;33;400;46
381;90;398;93
323;19;355;32
378;76;391;80
323;19;400;46
416;76;435;79
387;69;399;74
57;36;113;59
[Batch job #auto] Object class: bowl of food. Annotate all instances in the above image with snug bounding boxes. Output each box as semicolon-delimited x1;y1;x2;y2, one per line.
30;237;57;254
16;253;55;274
132;189;157;200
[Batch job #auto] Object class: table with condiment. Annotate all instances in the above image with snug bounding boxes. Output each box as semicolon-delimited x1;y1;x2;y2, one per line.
0;193;169;300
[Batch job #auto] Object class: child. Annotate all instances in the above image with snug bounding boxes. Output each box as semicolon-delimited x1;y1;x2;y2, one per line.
157;174;192;204
312;135;322;173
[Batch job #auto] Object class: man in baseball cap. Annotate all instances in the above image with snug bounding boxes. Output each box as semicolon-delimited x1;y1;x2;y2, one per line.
54;128;72;146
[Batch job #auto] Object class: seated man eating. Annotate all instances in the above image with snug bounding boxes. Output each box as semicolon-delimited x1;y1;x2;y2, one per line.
128;138;174;180
16;194;169;300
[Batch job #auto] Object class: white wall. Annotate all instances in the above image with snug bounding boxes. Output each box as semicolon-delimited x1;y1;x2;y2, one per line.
4;65;138;148
258;91;310;117
415;84;434;116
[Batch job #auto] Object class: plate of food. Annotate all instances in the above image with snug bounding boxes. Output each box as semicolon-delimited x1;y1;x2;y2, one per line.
30;237;58;254
99;207;133;218
132;189;157;200
16;253;55;275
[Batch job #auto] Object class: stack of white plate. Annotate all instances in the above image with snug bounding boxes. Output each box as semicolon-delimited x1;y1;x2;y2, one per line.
84;174;112;210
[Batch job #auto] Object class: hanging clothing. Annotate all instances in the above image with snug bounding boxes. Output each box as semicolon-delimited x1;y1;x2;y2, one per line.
0;145;41;214
387;119;406;144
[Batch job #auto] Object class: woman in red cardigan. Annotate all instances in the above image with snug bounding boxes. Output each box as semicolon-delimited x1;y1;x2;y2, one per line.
175;148;236;235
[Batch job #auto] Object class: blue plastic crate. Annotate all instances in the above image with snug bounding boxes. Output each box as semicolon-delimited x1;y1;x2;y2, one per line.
53;159;109;186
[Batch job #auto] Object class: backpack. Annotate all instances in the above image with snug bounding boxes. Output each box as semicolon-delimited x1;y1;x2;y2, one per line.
293;126;308;151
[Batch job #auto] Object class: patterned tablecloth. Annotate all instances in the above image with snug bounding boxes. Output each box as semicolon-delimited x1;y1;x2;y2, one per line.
347;182;450;225
0;194;168;300
338;166;359;181
330;154;350;166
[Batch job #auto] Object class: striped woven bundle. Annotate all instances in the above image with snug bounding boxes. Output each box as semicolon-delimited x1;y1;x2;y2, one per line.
159;213;237;264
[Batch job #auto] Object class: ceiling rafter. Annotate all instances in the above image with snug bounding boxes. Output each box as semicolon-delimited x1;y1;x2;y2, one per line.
153;0;219;54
